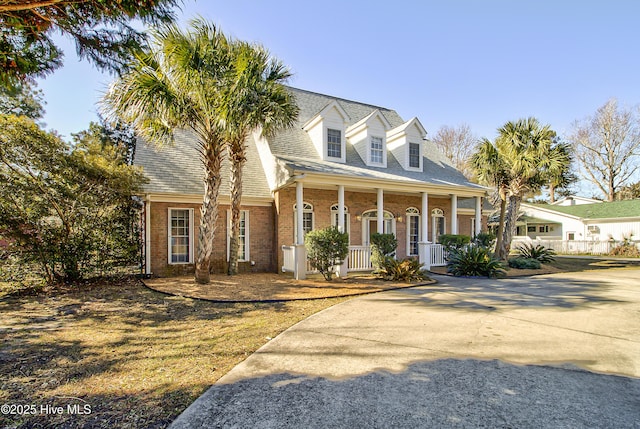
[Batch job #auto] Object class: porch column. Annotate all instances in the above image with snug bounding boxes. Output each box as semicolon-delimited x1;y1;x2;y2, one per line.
376;188;384;234
450;194;458;235
475;196;482;236
418;191;429;266
294;181;306;280
337;185;347;278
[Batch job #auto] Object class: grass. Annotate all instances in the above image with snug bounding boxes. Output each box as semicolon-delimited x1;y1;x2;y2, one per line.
0;277;348;428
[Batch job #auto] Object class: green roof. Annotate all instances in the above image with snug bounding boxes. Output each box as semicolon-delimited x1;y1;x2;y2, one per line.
534;200;640;220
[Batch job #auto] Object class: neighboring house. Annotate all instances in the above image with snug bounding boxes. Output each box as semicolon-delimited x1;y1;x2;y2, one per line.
550;196;602;206
517;199;640;242
136;87;489;278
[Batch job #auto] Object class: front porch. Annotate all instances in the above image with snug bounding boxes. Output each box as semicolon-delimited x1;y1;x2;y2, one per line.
276;177;485;280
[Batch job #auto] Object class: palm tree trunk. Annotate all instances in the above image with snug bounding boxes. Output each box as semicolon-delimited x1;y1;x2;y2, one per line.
227;139;246;276
495;197;507;259
549;183;556;204
501;194;522;259
195;139;223;284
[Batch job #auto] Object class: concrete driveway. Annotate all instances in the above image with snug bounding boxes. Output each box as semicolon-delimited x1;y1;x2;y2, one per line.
171;269;640;428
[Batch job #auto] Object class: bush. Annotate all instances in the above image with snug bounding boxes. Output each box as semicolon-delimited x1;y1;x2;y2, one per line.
376;257;428;282
609;234;640;257
370;233;397;270
447;245;505;278
516;243;556;263
472;231;496;249
305;226;349;281
508;257;541;269
0;117;145;284
439;234;471;253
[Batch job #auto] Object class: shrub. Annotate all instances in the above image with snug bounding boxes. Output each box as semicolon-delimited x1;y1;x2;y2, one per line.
472;231;496;249
370;233;397;270
447;245;505;278
516;243;556;263
305;226;349;281
508;257;541;269
439;234;471;253
376;257;428;282
609;234;640;257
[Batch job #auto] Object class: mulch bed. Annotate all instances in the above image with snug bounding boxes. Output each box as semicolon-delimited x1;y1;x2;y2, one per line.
144;272;435;302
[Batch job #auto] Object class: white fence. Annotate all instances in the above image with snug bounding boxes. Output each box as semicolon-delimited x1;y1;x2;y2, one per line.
511;238;632;256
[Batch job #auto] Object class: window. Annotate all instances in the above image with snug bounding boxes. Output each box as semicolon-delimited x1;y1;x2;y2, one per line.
432;208;445;242
409;142;420;168
169;208;193;264
330;204;349;234
528;226;536;233
539;225;549;233
293;202;314;242
567;232;575;241
406;207;420;256
327;128;342;158
370;136;384;164
227;210;249;261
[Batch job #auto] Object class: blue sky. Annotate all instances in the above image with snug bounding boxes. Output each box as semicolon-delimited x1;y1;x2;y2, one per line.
37;1;639;163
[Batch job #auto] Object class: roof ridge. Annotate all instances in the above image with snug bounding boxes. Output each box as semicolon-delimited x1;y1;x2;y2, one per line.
286;86;394;113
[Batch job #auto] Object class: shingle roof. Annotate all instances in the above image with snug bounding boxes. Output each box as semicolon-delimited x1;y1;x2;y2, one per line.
272;87;481;190
135;129;271;198
134;86;484;197
529;200;640;220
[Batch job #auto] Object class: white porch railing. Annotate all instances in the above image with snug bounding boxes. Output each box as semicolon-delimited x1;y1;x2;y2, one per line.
281;245;295;272
419;243;447;270
428;244;447;267
348;245;372;271
283;243;448;276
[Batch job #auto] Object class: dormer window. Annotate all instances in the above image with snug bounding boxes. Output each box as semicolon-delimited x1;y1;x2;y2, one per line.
302;100;349;163
409;142;421;168
345;110;391;168
327;129;342;159
387;117;426;172
370;136;384;165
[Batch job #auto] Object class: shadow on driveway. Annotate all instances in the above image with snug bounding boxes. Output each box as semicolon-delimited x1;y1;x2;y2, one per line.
170;358;640;429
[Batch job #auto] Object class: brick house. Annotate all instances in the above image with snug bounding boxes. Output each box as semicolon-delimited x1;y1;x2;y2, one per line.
136;87;488;278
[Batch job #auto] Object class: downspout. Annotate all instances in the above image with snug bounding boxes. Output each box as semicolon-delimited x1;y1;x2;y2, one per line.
145;194;152;276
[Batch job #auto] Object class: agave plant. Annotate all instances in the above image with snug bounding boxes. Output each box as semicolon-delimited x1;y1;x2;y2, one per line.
516;243;556;263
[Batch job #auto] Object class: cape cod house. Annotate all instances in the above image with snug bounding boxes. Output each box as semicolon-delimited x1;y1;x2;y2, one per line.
136;87;489;278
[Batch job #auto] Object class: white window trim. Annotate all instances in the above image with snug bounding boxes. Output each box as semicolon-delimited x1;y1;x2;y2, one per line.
369;135;386;166
227;210;250;262
330;203;350;238
168;207;194;265
432;208;446;243
406;207;420;256
293;202;314;243
407;141;423;171
325;127;346;162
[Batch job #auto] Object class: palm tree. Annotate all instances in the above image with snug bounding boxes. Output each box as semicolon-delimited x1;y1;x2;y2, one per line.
102;19;232;284
471;138;509;257
472;118;566;259
222;41;299;275
546;140;576;203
